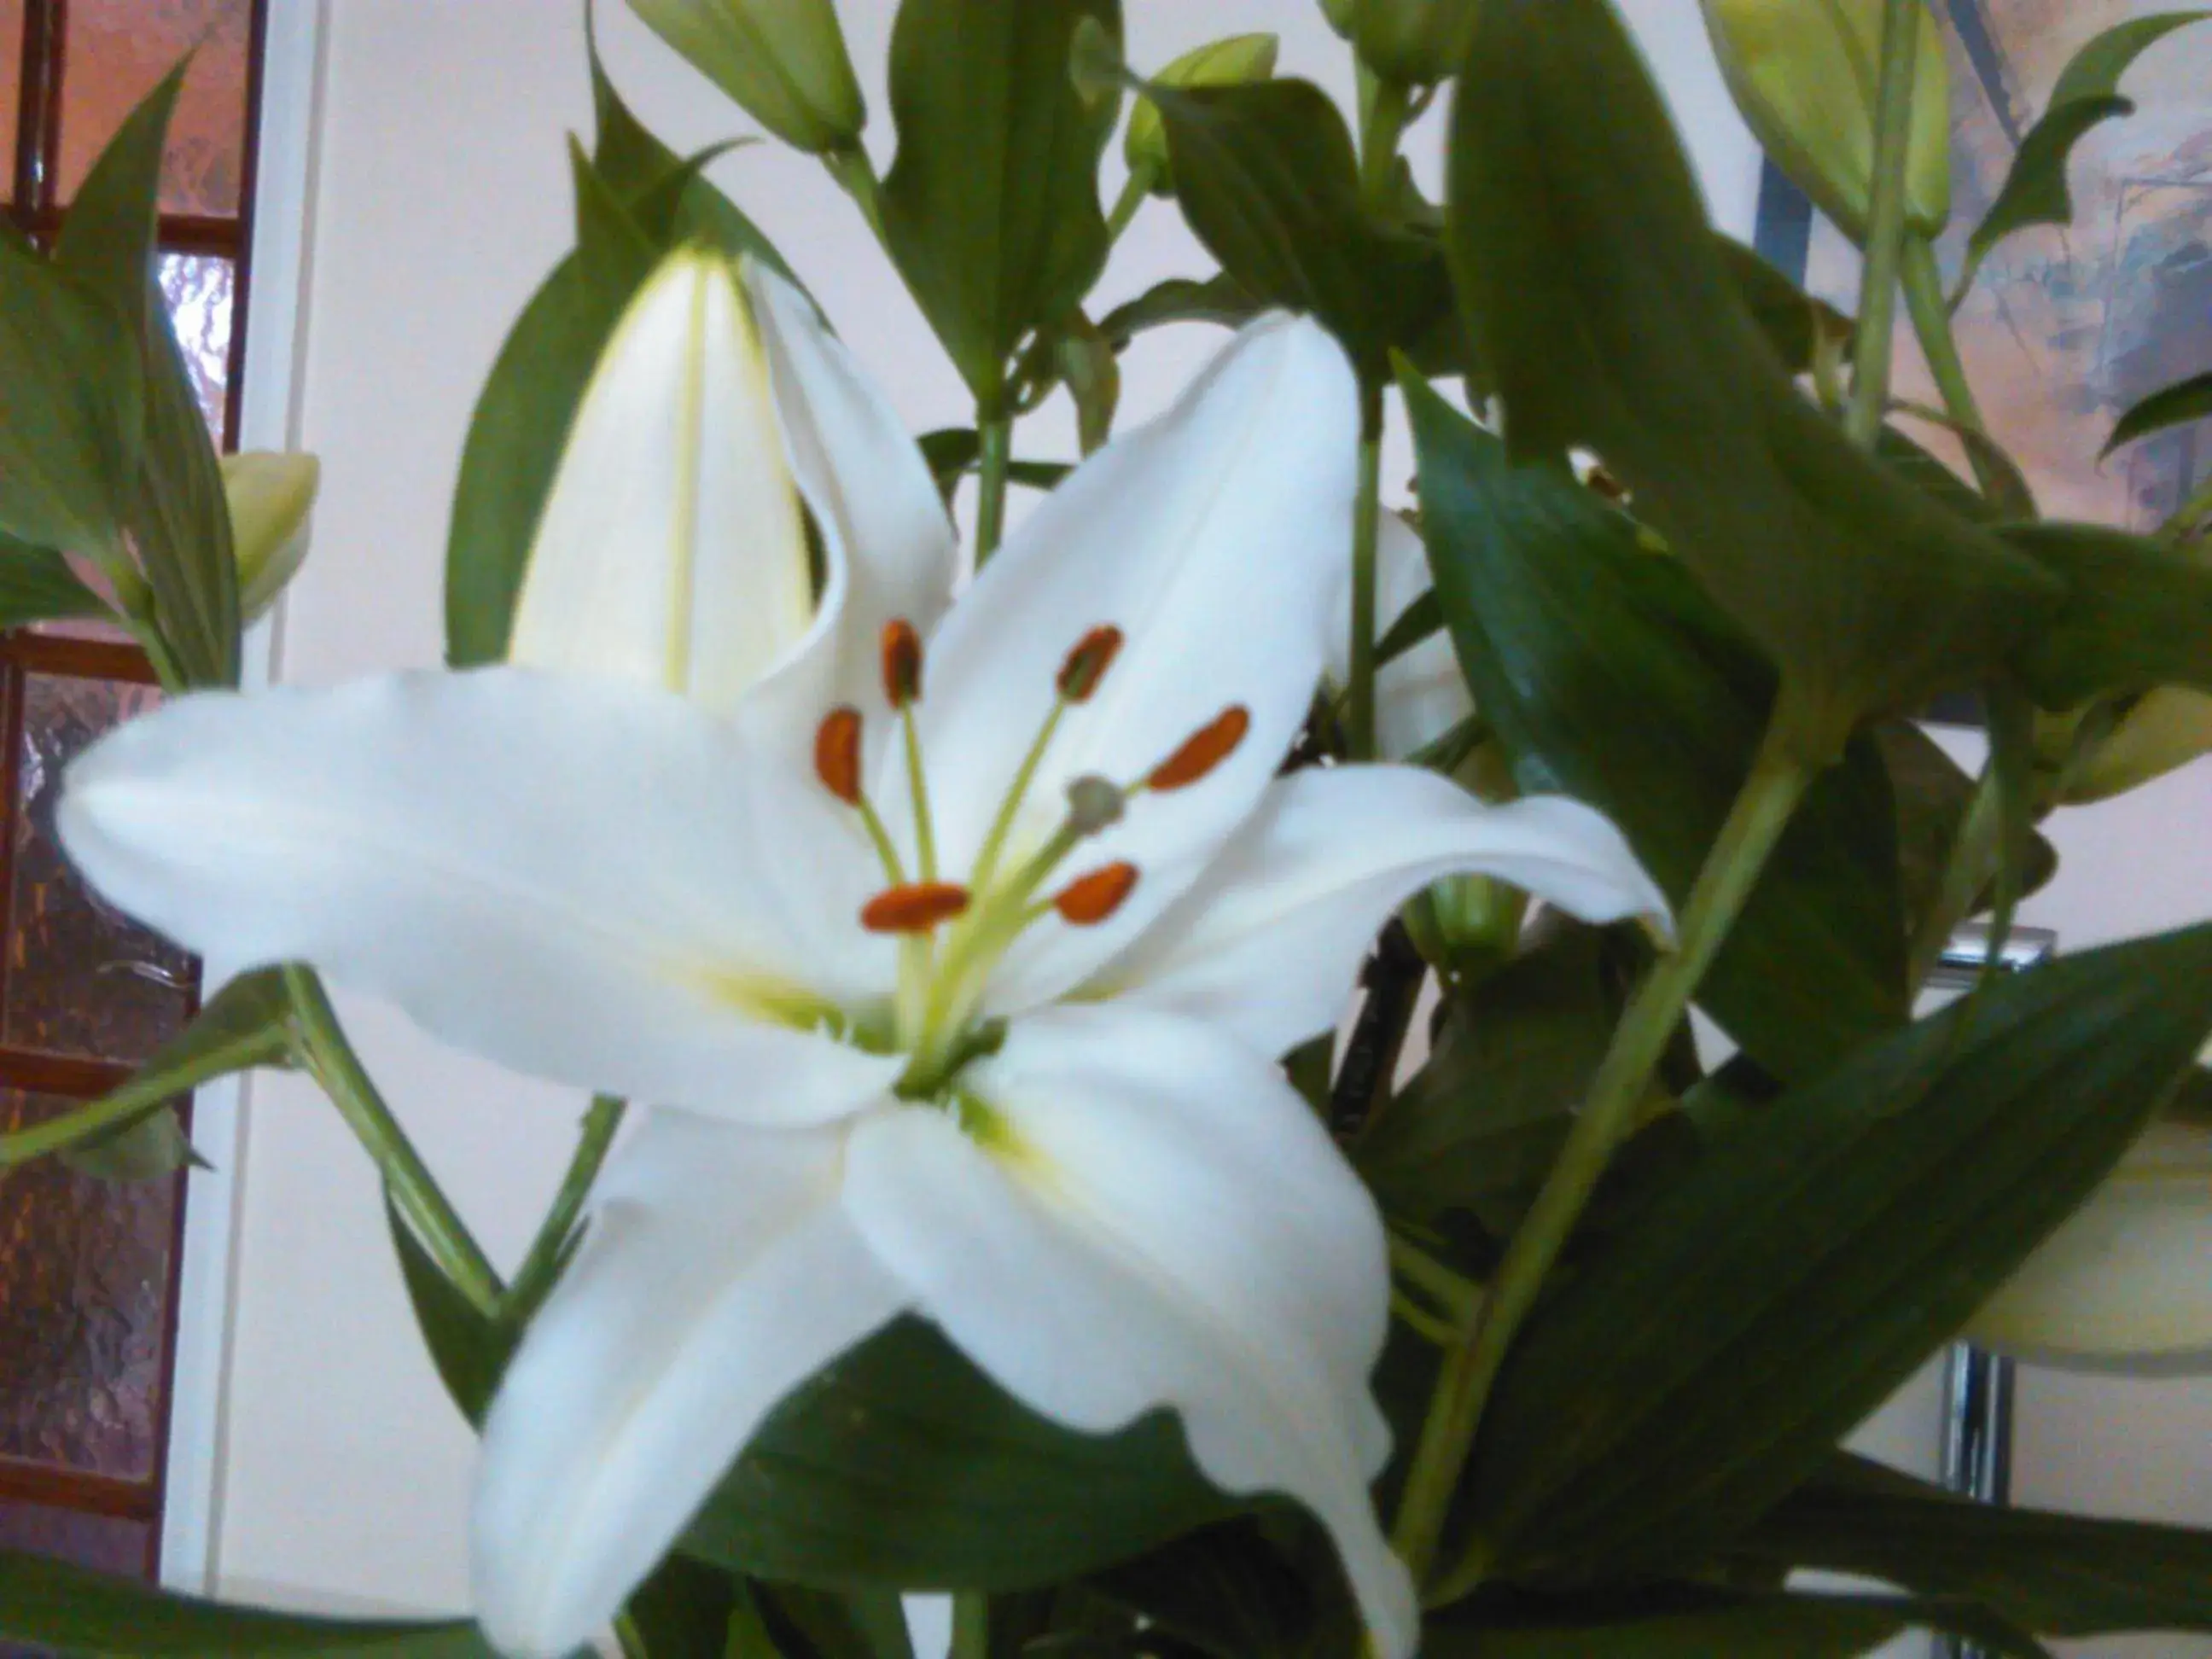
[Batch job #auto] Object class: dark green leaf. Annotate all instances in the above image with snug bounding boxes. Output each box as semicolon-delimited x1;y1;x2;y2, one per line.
2005;522;2212;710
2104;367;2212;457
0;536;109;630
1891;405;2039;523
59;60;239;687
1876;426;2005;526
387;1196;514;1427
1373;586;1440;669
0;968;292;1170
1091;1516;1353;1659
878;0;1121;405
1960;15;2209;294
445;147;661;666
1402;375;1907;1080
1461;922;2212;1584
916;428;1073;504
1095;272;1260;351
1153;78;1452;387
0;1549;498;1655
625;1554;749;1659
1877;721;2055;931
1424;1585;2034;1659
1357;920;1615;1227
1734;1452;2212;1638
683;1316;1234;1592
0;244;142;564
1716;236;1850;376
1448;0;2058;754
763;1584;916;1659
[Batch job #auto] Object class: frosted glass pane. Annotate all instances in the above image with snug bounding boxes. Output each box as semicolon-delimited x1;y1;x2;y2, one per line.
158;252;232;439
56;0;249;217
0;1091;179;1481
5;676;194;1062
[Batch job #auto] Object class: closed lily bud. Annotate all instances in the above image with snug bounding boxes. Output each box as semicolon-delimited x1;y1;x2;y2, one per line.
2059;688;2212;805
1125;34;1280;194
1701;0;1952;242
222;451;319;623
1334;0;1481;87
627;0;864;154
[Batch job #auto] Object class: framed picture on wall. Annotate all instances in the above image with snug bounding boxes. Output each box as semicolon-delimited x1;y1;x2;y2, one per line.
1755;0;2212;724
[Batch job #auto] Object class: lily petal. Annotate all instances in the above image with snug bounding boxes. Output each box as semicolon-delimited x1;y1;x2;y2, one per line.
843;1005;1416;1659
1084;765;1673;1059
58;668;904;1123
475;1108;908;1658
737;261;958;766
508;250;815;716
1327;510;1472;763
1966;1121;2212;1372
892;314;1361;996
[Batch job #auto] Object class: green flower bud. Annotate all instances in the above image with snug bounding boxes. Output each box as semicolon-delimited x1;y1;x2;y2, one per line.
628;0;865;154
1336;0;1480;87
1404;872;1529;981
2055;688;2212;806
222;451;319;623
1124;34;1279;194
1701;0;1951;242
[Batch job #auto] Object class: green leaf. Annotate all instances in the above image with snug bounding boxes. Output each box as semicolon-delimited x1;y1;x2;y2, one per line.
1095;272;1260;350
1716;236;1850;376
1152;78;1452;387
1402;375;1907;1080
1357;920;1615;1228
387;1195;514;1426
62;1103;198;1183
1423;1586;2026;1659
0;535;110;630
0;967;292;1170
624;1554;751;1659
1460;921;2212;1585
763;1585;917;1659
1959;15;2209;296
682;1315;1234;1592
0;244;142;566
2005;522;2212;710
1877;720;2055;931
59;58;240;688
915;428;1073;504
1447;0;2058;756
1091;1516;1354;1659
0;1548;499;1655
1732;1452;2212;1639
2104;367;2212;457
878;0;1121;405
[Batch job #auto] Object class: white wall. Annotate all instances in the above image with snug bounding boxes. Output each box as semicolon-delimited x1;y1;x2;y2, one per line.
186;0;2212;1643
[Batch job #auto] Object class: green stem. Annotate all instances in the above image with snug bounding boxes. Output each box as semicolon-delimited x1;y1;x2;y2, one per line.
1105;167;1152;242
951;1592;990;1659
824;143;889;251
282;965;504;1318
1907;760;2002;991
506;1095;627;1320
1844;0;1924;451
1346;432;1384;761
2166;472;2212;543
1900;234;2005;497
1390;725;1813;1591
1390;1232;1483;1324
1359;78;1412;207
975;414;1014;566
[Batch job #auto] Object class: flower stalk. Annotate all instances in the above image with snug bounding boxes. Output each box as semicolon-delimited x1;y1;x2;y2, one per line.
1392;722;1813;1592
506;1094;628;1323
1844;0;1925;451
1346;431;1385;760
975;414;1015;565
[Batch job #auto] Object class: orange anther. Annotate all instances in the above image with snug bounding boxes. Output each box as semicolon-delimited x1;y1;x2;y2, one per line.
815;706;863;805
860;882;970;934
882;619;923;708
1057;625;1125;703
1053;862;1139;925
1148;706;1252;791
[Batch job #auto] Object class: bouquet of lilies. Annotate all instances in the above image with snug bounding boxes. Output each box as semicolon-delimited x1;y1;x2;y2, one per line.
7;0;2212;1655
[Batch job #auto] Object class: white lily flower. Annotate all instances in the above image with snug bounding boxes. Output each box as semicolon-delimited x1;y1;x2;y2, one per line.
1329;509;1473;761
1966;1119;2212;1372
57;254;1672;1659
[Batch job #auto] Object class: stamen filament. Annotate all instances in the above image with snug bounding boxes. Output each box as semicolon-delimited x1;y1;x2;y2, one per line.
855;795;906;887
967;700;1065;898
901;706;939;882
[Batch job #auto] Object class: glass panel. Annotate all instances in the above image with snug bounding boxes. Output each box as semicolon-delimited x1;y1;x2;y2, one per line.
56;0;250;217
157;253;232;439
0;1091;179;1481
0;0;21;208
6;677;194;1062
0;1494;154;1577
